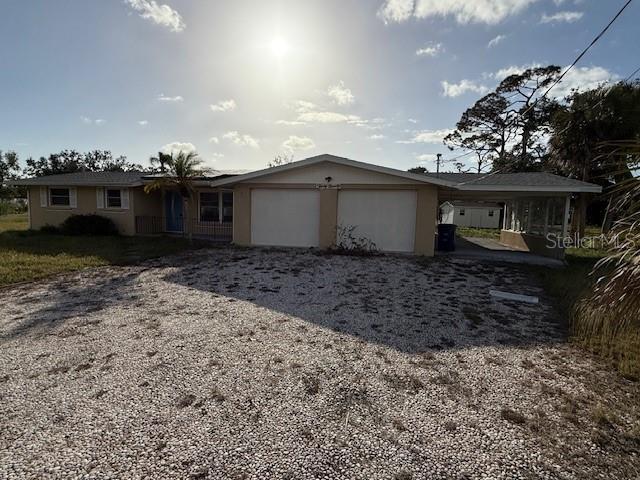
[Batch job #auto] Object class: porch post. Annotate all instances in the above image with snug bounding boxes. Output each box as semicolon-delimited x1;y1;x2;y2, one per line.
526;200;533;233
543;198;550;237
561;195;571;238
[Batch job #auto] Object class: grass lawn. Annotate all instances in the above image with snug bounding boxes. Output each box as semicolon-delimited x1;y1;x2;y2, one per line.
455;226;501;239
0;213;30;232
0;213;208;286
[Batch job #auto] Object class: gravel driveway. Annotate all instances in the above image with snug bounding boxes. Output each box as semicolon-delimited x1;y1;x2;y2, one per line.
1;248;638;479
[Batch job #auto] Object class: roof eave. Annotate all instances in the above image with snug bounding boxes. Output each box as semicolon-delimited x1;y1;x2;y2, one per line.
456;185;602;193
8;180;144;187
207;154;459;188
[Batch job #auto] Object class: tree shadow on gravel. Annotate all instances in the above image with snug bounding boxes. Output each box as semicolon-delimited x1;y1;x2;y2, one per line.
0;268;146;340
161;248;567;354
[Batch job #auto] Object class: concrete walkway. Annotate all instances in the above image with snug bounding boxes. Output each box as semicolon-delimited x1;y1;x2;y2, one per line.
437;236;565;267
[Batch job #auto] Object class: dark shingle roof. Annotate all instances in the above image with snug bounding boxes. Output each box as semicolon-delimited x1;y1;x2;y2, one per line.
11;171;147;186
10;170;244;186
424;172;599;190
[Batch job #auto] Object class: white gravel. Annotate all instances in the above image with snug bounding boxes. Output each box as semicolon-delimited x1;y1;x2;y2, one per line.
1;248;638;480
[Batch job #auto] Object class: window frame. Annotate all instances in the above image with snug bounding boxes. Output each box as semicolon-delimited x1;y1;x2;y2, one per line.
459;208;465;216
49;187;70;207
199;191;220;223
105;188;122;208
198;190;233;223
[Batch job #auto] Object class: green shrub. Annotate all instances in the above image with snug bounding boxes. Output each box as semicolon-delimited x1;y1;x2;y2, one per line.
60;214;119;236
40;225;61;234
0;200;27;216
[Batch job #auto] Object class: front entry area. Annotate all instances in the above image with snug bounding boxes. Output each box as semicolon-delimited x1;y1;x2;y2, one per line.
165;191;183;233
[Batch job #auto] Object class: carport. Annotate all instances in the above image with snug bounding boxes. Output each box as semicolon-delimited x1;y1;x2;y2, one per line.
431;172;602;259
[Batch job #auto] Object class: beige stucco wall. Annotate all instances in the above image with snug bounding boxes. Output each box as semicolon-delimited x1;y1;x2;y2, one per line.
230;180;439;256
319;189;338;248
28;185;149;235
232;185;251;246
414;186;438;256
253;162;421;186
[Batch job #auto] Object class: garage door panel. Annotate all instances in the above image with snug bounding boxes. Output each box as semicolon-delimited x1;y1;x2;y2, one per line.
337;190;416;252
251;189;320;247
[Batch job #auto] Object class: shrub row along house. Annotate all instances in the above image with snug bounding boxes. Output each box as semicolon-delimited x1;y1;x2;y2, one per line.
12;154;601;258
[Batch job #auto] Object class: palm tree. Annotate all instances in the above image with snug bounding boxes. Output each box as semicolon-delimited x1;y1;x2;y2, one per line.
144;150;210;239
149;151;173;173
574;140;640;377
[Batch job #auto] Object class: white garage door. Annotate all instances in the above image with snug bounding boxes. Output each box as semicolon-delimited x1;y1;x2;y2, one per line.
337;190;417;252
251;189;320;247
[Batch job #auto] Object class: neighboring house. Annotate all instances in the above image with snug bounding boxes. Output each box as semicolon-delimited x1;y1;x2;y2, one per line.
440;201;502;229
11;154;601;258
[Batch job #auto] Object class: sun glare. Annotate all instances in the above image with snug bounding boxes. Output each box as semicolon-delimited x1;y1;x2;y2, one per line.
270;37;289;58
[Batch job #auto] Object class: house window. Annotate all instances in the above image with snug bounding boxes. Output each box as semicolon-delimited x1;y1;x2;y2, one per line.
106;189;122;208
488;210;494;217
49;188;70;206
459;208;465;216
200;192;219;222
222;192;233;223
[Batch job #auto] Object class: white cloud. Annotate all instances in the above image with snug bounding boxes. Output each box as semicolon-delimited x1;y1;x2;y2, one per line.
416;42;443;57
160;142;197;156
138;120;148;126
290;100;318;113
487;34;507;48
208;136;219;144
297;111;362;124
408;118;418;124
327;81;355;106
379;0;538;25
490;64;616;98
80;116;105;126
416;153;437;163
210;99;236;112
157;93;183;102
282;135;316;153
398;129;453;144
540;11;583;23
125;0;185;32
369;134;386;140
552;66;618;98
493;63;542;80
441;79;489;97
276;120;307;126
283;99;380;128
223;131;260;149
378;0;415;23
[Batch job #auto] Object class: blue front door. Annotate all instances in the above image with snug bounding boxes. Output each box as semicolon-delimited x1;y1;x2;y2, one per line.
165;191;183;232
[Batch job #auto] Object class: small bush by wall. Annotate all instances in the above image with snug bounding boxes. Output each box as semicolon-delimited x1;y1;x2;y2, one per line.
40;225;61;234
60;215;119;236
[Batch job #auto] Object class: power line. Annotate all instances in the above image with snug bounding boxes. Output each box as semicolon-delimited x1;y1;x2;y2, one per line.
523;0;634;116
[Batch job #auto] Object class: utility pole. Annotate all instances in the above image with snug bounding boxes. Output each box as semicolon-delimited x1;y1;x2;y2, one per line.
436;153;442;177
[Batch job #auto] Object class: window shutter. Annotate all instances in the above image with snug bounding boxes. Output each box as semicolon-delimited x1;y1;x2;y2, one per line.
40;187;48;207
69;188;77;208
96;188;104;209
121;188;130;209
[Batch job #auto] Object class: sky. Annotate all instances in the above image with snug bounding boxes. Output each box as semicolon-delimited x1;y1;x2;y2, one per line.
1;0;639;173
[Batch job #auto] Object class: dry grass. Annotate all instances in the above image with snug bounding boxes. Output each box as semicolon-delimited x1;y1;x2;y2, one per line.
0;215;208;286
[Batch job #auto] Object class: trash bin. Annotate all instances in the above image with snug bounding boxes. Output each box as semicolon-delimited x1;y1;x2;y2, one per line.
437;224;456;251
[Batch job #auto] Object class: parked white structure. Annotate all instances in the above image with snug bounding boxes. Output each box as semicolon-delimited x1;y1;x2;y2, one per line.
440;201;502;229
